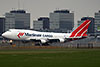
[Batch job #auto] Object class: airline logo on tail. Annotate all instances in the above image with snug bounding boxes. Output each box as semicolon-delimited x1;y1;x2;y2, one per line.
70;20;91;38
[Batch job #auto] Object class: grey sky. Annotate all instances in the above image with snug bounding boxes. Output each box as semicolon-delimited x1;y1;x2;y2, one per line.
0;0;100;27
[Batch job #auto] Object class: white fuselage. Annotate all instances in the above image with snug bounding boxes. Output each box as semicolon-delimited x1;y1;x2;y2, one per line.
2;29;71;42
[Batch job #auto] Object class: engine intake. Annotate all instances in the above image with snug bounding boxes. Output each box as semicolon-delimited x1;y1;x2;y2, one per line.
59;39;65;43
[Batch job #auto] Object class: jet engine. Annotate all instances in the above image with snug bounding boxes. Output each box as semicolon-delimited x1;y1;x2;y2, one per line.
41;39;47;43
59;39;65;43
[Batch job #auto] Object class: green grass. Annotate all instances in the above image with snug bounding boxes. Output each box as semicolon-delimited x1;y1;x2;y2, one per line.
0;49;100;67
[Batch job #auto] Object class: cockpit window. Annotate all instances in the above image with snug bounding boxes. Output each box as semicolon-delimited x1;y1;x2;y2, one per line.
8;30;12;32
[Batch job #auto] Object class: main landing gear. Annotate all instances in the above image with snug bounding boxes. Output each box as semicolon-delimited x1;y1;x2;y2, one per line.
35;42;49;46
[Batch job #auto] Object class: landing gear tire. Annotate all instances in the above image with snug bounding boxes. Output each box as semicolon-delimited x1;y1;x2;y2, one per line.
42;43;49;46
35;42;42;46
35;42;49;46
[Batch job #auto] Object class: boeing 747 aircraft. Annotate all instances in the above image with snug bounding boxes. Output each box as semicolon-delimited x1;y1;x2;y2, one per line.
2;20;91;45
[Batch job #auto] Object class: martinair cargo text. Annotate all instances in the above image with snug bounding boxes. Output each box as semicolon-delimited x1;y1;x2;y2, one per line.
2;20;91;45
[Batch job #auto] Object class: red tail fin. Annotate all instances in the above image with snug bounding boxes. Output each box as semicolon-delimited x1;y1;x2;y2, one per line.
70;20;91;38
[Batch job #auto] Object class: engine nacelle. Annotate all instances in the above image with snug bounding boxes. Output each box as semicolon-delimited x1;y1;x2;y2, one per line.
59;39;65;43
41;39;47;43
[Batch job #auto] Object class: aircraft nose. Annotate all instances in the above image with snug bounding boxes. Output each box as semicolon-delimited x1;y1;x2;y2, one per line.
2;32;11;38
2;33;7;37
2;33;6;37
